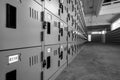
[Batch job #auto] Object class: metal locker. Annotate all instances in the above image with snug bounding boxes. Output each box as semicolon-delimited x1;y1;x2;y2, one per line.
67;43;72;64
44;9;60;45
0;0;43;50
60;0;68;23
44;0;60;17
0;47;42;80
67;0;72;12
18;47;42;80
58;44;67;67
43;45;59;80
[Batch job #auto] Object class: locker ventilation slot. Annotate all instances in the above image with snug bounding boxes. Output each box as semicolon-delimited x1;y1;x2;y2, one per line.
6;3;16;29
30;7;38;20
29;55;38;67
6;70;16;80
54;50;57;56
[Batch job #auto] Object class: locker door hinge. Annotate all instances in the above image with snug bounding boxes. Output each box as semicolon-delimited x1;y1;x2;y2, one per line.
47;22;51;34
41;31;44;41
41;51;44;62
41;71;44;80
41;11;45;22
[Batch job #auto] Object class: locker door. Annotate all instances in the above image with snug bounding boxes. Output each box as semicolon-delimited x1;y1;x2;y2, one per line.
44;10;59;45
59;21;68;44
58;44;67;67
0;47;42;80
60;0;68;23
19;47;42;80
0;0;43;50
43;45;59;80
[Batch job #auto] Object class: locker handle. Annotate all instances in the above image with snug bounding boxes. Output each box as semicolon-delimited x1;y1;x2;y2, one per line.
60;28;63;36
47;56;51;69
47;22;51;34
61;4;64;13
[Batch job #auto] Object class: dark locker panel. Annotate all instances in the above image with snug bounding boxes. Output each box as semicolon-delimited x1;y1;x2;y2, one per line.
47;56;51;69
47;22;51;34
6;3;17;29
106;28;120;44
41;71;44;80
6;70;16;80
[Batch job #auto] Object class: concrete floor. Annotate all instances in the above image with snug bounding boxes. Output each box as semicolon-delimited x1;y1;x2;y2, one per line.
55;43;120;80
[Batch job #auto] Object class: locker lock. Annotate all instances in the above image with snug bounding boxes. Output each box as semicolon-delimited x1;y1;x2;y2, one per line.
60;28;63;36
43;21;47;29
42;21;51;34
59;3;63;13
59;3;62;8
68;49;70;54
42;56;51;69
42;60;46;68
59;51;63;60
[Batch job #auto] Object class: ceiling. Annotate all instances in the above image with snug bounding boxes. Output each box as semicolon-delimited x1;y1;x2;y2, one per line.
80;0;120;31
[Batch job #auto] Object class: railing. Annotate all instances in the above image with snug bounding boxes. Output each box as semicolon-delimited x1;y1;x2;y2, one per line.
102;0;120;6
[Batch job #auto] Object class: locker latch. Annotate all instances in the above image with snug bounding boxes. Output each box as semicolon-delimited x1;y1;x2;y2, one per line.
59;51;63;60
41;11;45;22
42;56;51;69
59;3;63;13
60;28;63;36
42;60;46;68
42;21;47;29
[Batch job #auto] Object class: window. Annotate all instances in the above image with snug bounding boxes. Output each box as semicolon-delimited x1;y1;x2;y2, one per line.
6;70;16;80
6;4;17;29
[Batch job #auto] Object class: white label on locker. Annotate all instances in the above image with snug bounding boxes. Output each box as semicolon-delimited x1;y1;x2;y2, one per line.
61;22;64;27
61;45;63;49
9;54;19;64
47;48;52;53
61;0;64;3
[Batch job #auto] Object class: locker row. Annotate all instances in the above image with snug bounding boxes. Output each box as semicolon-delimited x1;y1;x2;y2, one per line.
0;0;86;50
0;43;84;80
0;0;87;80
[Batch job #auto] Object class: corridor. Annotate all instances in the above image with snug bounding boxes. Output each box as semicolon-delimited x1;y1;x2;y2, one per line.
55;43;120;80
